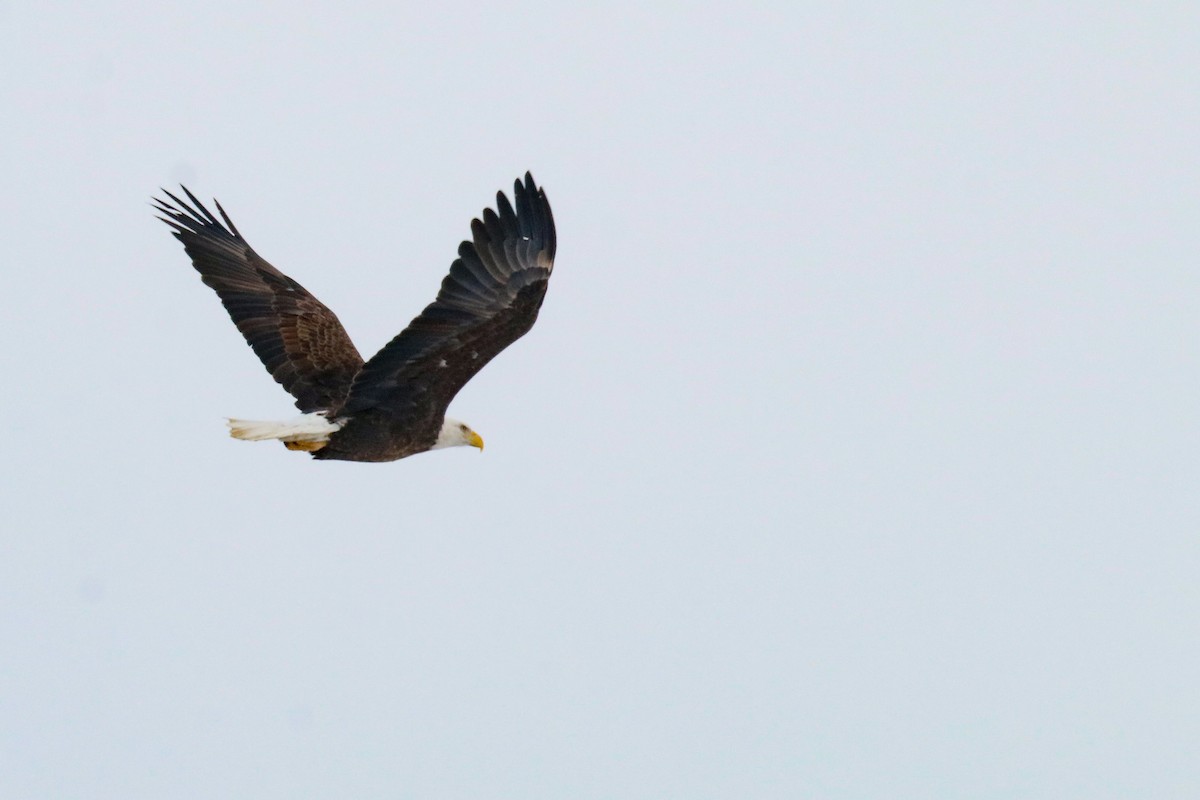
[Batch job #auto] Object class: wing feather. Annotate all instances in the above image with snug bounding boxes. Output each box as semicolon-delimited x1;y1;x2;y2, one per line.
343;172;556;416
155;188;364;412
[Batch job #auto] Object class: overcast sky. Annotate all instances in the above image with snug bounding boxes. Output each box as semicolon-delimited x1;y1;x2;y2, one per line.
2;2;1198;798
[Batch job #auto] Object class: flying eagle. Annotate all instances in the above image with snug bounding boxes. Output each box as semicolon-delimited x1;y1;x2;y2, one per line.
154;173;556;462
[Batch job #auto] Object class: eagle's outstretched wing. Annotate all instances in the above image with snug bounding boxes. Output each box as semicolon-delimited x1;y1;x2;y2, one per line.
342;173;556;417
155;188;364;413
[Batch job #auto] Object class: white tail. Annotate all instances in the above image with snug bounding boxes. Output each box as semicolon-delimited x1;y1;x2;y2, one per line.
226;413;342;451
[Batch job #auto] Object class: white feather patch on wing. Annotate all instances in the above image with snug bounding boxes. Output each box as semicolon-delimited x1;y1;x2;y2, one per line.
226;413;342;443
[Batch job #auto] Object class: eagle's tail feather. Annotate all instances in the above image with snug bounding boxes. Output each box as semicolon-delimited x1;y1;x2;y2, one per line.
226;413;341;451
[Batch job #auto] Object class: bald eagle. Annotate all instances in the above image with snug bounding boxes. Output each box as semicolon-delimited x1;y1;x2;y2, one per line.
154;173;556;462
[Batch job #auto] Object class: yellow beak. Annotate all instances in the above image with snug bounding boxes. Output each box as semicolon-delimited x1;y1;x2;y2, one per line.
468;431;485;451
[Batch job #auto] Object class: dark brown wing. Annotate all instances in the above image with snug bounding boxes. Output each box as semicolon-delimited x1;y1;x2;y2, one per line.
154;188;364;413
342;172;556;417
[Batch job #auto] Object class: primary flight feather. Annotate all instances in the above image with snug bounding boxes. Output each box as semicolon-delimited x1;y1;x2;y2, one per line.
154;173;556;462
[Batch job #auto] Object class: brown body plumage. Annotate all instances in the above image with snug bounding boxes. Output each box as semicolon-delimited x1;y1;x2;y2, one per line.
155;173;556;462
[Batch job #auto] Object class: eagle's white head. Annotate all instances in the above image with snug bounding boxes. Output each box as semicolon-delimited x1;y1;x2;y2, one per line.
433;417;485;451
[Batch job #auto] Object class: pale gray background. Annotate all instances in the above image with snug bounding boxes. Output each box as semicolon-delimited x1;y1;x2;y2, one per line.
2;2;1197;798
